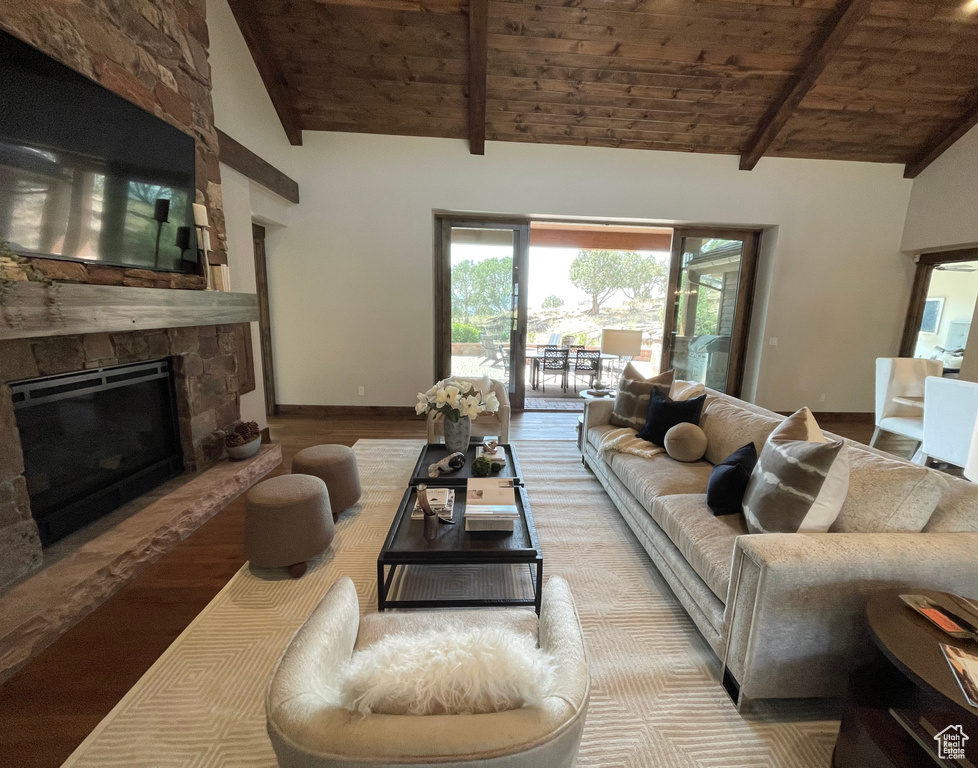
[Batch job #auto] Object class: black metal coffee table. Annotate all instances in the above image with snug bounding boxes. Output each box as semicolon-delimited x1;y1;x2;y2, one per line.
377;481;543;614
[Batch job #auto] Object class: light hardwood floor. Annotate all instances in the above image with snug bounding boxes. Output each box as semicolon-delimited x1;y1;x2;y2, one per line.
0;411;919;767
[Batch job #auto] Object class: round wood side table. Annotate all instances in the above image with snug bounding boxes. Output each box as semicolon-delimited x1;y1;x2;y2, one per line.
833;588;978;767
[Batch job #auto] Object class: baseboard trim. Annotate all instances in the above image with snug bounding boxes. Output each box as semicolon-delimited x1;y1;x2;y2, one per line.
276;404;419;419
775;411;874;423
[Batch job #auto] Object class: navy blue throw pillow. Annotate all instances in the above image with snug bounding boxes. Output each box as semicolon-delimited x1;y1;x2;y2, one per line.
707;443;759;516
636;387;706;446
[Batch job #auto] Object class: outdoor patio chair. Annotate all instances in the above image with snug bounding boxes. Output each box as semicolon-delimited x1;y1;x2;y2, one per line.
541;346;569;392
479;334;498;366
572;349;601;392
536;333;561;350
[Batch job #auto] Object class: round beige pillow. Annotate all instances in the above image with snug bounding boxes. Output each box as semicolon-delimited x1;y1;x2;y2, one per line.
663;423;708;462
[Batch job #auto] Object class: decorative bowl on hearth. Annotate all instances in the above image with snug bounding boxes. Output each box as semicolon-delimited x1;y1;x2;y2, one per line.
227;436;261;460
225;421;262;460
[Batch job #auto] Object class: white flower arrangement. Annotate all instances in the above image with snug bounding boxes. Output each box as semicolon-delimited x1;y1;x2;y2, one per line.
416;378;500;422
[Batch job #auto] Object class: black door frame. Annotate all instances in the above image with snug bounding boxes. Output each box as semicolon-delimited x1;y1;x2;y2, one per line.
434;215;531;410
661;227;761;398
252;223;277;416
899;247;978;358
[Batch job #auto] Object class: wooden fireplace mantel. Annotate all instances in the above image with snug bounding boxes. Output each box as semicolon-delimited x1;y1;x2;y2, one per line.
0;282;260;340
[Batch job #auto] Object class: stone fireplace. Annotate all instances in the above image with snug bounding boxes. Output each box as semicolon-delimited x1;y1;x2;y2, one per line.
0;322;247;588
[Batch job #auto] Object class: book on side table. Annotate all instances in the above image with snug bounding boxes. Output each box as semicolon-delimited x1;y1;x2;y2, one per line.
465;478;519;532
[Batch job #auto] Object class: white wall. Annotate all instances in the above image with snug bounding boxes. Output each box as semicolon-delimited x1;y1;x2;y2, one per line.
221;165;266;429
207;0;296;175
267;132;913;412
208;0;300;425
902;125;978;254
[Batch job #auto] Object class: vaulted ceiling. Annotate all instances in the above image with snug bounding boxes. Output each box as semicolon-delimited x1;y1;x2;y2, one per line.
227;0;978;176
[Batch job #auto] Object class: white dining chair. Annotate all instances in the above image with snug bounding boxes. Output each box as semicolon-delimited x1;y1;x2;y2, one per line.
914;377;978;468
871;357;942;453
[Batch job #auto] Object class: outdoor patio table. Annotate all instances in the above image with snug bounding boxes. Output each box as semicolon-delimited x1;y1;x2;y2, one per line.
525;350;616;389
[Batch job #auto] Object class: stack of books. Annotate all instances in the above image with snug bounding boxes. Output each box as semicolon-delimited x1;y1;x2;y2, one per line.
411;488;455;521
465;478;519;532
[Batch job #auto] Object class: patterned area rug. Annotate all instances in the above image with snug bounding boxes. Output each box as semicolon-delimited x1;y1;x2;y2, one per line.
63;439;839;767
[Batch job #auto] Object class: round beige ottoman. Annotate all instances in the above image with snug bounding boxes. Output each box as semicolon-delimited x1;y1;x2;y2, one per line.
245;474;334;578
292;444;362;522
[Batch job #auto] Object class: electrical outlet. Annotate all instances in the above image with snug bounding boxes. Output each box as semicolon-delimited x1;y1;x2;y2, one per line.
769;337;778;346
358;386;365;396
819;394;826;403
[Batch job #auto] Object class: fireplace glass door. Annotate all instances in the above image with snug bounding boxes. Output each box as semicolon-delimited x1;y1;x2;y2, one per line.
11;359;183;546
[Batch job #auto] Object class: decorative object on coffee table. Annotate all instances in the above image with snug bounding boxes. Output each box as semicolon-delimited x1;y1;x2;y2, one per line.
443;416;471;454
415;484;440;541
225;420;261;460
416;378;500;454
411;442;523;487
292;444;362;522
245;474;334;578
428;451;466;477
833;588;978;768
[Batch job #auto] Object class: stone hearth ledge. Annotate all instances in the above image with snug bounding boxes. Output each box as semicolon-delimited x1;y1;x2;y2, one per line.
0;444;282;685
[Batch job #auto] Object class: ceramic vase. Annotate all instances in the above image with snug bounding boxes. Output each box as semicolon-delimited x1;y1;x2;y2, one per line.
443;415;471;454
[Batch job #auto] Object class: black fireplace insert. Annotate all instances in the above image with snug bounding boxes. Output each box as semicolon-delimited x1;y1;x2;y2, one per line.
10;359;184;546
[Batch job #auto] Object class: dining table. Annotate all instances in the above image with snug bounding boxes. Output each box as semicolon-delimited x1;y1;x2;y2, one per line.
525;349;617;390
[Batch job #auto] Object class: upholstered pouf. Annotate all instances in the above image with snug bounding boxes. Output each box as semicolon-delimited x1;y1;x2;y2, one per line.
245;474;334;578
292;444;362;522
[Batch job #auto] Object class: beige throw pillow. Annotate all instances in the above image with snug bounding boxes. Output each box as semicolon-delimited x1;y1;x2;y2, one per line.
609;365;674;429
663;423;708;462
743;408;849;534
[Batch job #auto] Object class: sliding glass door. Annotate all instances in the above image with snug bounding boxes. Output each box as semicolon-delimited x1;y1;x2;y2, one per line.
661;229;760;396
435;217;530;409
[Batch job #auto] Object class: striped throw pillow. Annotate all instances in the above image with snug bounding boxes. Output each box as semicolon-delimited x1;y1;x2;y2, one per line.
609;366;674;430
743;408;849;534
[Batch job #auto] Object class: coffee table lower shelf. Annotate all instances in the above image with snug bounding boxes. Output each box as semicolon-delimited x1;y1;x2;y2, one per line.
376;483;544;614
377;560;544;614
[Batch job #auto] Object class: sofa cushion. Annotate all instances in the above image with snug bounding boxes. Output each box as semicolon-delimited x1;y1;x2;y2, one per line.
925;477;978;533
707;443;758;516
651;494;747;602
831;447;948;533
587;423;618;451
637;387;707;446
699;398;782;466
664;423;708;462
609;366;674;429
743;408;849;534
609;452;713;511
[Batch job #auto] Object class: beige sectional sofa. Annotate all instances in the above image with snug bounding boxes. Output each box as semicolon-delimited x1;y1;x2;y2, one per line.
582;389;978;704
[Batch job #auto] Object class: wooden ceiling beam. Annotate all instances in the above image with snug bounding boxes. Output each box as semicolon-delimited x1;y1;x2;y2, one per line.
903;89;978;179
468;0;488;155
739;0;872;171
309;0;463;12
226;0;304;146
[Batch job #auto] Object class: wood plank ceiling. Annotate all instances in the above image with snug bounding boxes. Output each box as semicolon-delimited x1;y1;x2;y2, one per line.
228;0;978;176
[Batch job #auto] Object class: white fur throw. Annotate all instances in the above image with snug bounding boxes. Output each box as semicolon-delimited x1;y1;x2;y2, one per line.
338;627;554;716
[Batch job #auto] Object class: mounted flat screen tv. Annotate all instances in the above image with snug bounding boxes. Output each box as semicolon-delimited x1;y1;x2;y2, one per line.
0;29;198;274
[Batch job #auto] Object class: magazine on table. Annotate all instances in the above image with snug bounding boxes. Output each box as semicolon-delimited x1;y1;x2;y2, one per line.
942;644;978;709
411;488;454;521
